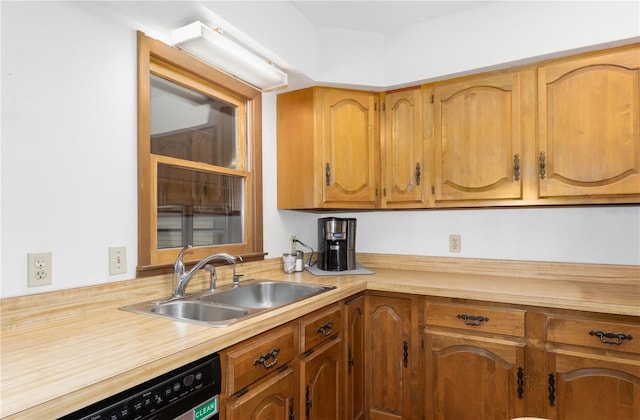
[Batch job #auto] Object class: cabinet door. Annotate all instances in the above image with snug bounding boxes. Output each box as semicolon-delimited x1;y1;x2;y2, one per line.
431;71;524;203
424;329;526;420
365;295;412;420
382;89;428;208
538;46;640;199
345;295;365;420
226;366;295;420
300;337;342;420
544;350;640;420
321;89;379;208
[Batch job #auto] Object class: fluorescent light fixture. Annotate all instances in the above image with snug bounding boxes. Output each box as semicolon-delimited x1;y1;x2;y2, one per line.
172;21;288;91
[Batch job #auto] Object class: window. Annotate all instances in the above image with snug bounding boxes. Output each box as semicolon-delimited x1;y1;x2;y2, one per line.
137;32;263;274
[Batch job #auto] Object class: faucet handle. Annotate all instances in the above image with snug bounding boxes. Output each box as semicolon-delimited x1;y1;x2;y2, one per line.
174;244;193;271
205;264;217;291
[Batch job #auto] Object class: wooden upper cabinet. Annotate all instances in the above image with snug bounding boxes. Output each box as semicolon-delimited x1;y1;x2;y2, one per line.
428;70;527;205
537;45;640;201
322;89;379;207
277;45;640;211
381;88;430;208
277;87;379;209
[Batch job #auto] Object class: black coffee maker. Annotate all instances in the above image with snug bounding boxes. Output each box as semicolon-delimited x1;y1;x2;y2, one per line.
317;217;357;271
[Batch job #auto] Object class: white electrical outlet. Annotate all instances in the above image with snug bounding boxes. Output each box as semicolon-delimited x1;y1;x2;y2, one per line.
290;235;297;254
28;252;52;287
449;235;461;253
109;246;127;275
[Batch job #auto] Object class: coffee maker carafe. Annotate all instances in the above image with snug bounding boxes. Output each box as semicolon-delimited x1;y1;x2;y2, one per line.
317;217;356;271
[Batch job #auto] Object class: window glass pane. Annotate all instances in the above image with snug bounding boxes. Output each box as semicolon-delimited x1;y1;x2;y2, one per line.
150;74;238;169
157;164;244;249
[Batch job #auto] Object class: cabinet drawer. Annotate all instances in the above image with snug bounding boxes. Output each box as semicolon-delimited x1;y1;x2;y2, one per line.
425;302;526;337
546;315;640;354
299;302;342;353
225;323;296;395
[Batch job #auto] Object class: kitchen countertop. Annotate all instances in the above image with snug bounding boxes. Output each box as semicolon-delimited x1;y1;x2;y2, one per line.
1;255;638;418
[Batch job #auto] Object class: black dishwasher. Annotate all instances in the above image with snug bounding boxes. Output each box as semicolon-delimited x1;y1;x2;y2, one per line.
59;352;221;420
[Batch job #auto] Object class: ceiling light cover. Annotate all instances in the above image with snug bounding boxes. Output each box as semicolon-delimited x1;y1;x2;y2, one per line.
172;21;288;91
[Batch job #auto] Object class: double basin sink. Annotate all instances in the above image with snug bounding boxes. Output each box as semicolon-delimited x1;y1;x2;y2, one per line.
121;279;336;327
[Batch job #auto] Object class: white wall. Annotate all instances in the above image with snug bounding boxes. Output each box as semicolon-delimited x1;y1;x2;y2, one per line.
385;1;640;86
1;1;639;298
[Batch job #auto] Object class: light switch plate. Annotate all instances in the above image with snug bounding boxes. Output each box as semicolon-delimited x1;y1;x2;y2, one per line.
109;246;127;275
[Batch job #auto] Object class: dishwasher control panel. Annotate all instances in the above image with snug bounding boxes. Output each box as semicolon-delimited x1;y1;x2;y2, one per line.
58;352;221;420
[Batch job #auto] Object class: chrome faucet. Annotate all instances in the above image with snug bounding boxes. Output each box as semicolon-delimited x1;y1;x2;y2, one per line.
172;245;239;298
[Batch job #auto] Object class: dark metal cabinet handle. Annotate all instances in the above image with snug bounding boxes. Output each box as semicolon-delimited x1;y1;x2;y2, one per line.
348;348;354;374
403;341;409;368
517;367;524;399
589;330;633;345
416;162;421;185
305;385;312;420
548;373;556;407
457;314;490;326
513;153;520;181
316;321;333;336
325;163;330;186
289;399;296;420
253;348;280;369
539;152;546;179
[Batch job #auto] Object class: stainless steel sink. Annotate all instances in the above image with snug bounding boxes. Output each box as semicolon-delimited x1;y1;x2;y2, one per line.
151;301;249;325
198;280;334;309
120;280;335;327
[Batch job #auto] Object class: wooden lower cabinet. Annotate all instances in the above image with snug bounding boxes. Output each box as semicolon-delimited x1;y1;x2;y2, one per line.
424;329;526;419
225;366;295;420
298;302;343;420
220;292;639;420
300;337;343;419
543;313;640;420
424;301;527;420
422;300;640;420
544;351;640;420
345;294;365;420
365;293;417;420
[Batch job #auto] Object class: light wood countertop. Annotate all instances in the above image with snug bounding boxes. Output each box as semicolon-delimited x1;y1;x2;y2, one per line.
1;254;638;418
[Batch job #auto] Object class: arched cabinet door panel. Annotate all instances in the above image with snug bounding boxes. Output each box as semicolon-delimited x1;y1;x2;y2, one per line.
544;352;640;420
431;70;524;203
538;47;640;199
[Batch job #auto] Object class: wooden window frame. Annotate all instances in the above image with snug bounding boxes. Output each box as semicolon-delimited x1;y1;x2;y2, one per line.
137;32;264;276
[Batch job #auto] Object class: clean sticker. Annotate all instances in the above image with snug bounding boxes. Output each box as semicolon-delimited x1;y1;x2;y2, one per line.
194;395;218;420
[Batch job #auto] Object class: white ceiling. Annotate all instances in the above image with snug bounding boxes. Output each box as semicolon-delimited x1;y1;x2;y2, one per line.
290;1;496;33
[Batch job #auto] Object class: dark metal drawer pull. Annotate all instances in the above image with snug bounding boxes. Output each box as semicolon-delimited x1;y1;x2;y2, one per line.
253;347;280;369
457;314;490;326
589;330;633;345
316;321;333;336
